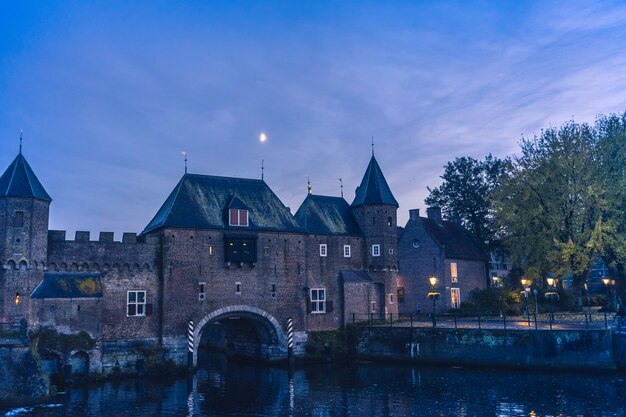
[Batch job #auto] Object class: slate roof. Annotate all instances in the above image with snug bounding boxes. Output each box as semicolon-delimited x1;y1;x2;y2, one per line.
295;194;362;235
351;155;398;207
142;174;302;234
420;218;485;261
31;273;103;299
0;153;51;201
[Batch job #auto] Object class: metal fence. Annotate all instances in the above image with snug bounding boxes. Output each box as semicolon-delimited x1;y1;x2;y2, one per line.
348;312;621;331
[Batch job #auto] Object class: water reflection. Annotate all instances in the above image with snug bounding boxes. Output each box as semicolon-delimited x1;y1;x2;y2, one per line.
3;351;626;416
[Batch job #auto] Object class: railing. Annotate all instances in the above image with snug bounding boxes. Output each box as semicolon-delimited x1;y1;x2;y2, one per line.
348;312;622;331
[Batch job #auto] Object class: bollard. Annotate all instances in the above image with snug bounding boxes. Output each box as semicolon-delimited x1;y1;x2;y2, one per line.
503;314;506;330
478;315;481;329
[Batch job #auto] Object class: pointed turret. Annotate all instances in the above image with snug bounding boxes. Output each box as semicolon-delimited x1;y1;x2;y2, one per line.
0;149;51;320
0;153;51;202
351;155;398;207
350;154;399;318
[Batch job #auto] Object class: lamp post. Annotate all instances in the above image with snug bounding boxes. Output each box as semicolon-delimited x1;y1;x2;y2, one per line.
427;275;440;328
602;277;615;311
584;281;591;320
544;274;559;322
521;278;531;318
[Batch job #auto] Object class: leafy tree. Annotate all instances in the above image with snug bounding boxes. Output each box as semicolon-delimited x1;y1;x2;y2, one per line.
493;121;602;302
425;154;509;253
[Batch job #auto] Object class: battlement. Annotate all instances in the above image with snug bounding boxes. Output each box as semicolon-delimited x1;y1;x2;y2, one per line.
48;230;159;245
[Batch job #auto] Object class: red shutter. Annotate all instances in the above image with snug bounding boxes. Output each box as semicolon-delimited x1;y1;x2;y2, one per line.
326;300;333;313
145;303;153;316
306;296;312;313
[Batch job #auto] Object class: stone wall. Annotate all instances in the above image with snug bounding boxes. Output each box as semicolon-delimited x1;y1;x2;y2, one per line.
0;344;48;405
352;327;616;371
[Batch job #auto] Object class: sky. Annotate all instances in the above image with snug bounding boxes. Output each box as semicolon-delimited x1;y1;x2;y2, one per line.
3;1;626;239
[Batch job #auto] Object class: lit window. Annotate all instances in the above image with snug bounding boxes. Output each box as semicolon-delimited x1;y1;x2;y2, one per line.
372;244;381;257
14;211;23;227
451;288;461;309
208;245;214;255
320;244;327;257
199;282;206;301
127;291;146;316
310;288;326;313
229;209;249;226
451;262;458;283
343;245;351;257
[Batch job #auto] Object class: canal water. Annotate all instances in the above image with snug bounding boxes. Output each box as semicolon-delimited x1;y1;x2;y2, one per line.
3;352;626;416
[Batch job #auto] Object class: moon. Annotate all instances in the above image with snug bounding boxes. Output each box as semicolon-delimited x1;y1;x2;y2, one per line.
259;132;267;142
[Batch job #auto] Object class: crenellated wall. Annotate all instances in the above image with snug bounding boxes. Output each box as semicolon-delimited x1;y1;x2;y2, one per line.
47;230;159;273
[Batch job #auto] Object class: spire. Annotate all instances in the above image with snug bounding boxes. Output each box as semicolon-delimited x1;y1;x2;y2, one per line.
0;152;51;202
351;155;398;207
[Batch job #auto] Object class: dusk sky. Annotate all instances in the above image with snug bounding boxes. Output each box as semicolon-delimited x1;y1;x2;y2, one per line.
3;1;626;239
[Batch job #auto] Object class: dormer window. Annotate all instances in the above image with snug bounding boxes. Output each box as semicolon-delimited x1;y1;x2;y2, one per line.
229;209;249;226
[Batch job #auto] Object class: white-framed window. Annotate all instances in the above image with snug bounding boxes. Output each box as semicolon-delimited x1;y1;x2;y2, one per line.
451;262;458;283
199;282;206;301
371;301;377;312
229;209;249;226
343;245;351;257
372;244;381;257
389;293;394;304
235;282;241;295
320;244;327;257
451;288;461;309
127;290;146;316
310;288;326;313
389;248;394;255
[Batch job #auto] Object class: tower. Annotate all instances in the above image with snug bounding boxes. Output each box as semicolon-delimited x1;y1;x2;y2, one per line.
351;154;399;316
0;148;51;320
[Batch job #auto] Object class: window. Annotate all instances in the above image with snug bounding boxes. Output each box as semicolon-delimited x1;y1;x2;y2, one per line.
271;284;277;300
127;291;146;316
225;237;257;263
310;288;326;313
235;282;241;295
397;287;405;301
372;244;381;257
14;211;23;227
451;262;458;283
451;288;461;309
229;209;249;226
389;248;394;255
208;245;214;255
389;293;394;304
199;282;206;301
343;245;351;257
320;244;327;257
387;216;393;227
371;301;377;312
264;247;269;256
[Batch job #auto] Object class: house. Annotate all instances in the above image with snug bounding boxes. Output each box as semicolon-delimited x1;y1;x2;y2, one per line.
397;207;486;315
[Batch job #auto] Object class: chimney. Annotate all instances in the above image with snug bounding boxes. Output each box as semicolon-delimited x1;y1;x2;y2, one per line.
409;209;420;221
426;207;442;226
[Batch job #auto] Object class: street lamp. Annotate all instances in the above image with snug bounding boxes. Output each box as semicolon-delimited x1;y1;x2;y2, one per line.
427;275;440;328
520;278;531;318
602;277;615;311
544;274;559;321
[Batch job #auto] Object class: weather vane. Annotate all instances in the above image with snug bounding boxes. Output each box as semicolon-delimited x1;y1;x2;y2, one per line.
261;159;264;181
19;130;23;154
307;176;312;194
338;178;343;198
182;151;188;174
371;136;374;156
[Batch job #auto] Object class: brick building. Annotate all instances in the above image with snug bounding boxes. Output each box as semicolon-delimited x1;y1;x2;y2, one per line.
396;207;487;315
1;148;425;376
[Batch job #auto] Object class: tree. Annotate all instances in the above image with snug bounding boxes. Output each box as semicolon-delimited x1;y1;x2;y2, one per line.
493;121;602;302
425;154;509;253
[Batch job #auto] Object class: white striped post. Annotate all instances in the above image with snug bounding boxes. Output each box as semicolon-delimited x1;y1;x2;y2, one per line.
187;320;194;368
287;317;294;364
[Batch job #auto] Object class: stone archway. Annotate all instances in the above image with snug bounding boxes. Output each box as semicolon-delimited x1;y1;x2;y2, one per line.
193;305;287;365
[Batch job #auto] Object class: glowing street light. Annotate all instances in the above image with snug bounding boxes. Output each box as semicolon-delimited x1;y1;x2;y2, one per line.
427;275;440;328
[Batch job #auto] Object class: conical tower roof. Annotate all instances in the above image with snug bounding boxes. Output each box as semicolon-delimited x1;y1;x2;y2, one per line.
0;152;51;202
351;155;398;207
